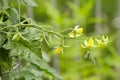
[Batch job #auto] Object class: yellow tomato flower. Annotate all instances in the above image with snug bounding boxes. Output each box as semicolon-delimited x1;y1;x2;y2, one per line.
54;46;63;54
68;25;83;38
102;35;108;45
81;37;95;48
96;35;109;46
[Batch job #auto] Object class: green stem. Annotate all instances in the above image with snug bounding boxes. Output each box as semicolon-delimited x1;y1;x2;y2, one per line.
20;18;30;24
18;0;21;23
0;26;16;31
59;28;73;33
0;23;79;39
16;24;63;37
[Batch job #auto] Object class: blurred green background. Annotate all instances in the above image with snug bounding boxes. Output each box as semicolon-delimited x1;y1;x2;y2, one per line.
9;0;120;80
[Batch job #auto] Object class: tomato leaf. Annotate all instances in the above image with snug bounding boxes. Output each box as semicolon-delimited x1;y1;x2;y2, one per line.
45;34;62;47
0;33;6;47
20;64;44;80
5;8;19;24
27;56;62;79
3;39;42;58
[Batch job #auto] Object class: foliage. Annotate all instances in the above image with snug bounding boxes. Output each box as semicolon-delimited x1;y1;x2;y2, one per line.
0;0;120;80
0;0;63;79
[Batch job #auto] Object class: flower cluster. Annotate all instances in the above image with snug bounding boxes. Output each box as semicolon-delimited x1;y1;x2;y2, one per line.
54;25;109;54
81;36;109;49
96;35;109;46
81;37;95;48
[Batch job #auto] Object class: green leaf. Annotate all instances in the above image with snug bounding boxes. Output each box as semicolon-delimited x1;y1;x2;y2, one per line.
5;7;19;24
3;39;42;58
23;27;42;41
20;64;44;80
9;61;43;80
22;0;38;6
45;34;62;47
27;57;62;79
0;33;6;47
2;38;12;49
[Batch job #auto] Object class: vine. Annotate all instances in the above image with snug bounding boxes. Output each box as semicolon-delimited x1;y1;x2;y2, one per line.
0;0;109;80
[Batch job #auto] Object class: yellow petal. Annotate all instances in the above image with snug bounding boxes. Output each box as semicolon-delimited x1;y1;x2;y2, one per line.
88;37;94;47
68;29;83;38
76;28;83;34
74;25;80;30
99;35;108;46
84;40;88;46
